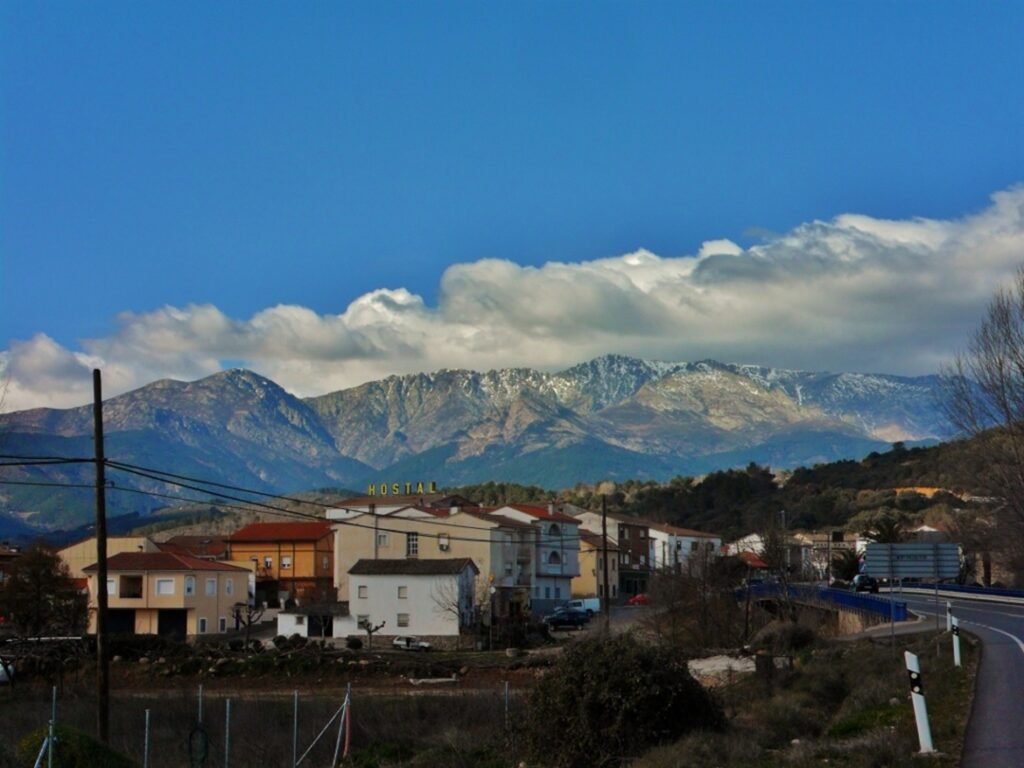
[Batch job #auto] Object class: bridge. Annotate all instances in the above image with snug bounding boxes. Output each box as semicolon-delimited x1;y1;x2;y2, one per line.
741;583;909;635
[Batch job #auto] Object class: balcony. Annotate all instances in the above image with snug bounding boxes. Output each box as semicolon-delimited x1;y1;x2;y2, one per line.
515;546;533;563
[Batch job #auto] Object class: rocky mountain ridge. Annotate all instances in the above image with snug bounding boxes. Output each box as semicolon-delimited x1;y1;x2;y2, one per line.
0;355;950;527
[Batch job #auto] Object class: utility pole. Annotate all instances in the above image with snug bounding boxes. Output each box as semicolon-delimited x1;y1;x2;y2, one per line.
93;369;109;743
601;495;610;633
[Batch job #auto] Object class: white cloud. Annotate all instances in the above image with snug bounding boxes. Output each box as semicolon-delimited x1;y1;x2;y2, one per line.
5;186;1024;411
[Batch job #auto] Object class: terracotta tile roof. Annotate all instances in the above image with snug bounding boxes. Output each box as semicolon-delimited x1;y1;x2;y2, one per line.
348;558;479;576
502;504;580;524
84;552;250;573
456;509;535;529
644;521;720;538
157;536;228;558
580;531;619;550
228;522;333;542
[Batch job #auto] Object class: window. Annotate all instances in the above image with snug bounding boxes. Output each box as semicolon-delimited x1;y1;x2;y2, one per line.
690;541;699;551
438;533;450;551
264;556;273;569
406;532;419;558
296;616;306;626
397;613;410;627
225;578;234;596
377;532;389;547
156;578;175;596
505;562;513;575
544;587;550;599
356;615;369;628
554;586;561;599
198;617;207;634
398;586;408;599
504;533;513;545
358;585;367;599
549;523;560;536
612;585;618;597
705;541;714;551
622;528;629;540
119;575;142;598
219;617;227;632
205;578;216;596
185;576;195;596
281;556;292;570
105;578;116;596
322;555;329;570
548;551;561;564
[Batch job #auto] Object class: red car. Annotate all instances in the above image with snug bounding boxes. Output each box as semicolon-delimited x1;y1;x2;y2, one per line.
627;593;650;606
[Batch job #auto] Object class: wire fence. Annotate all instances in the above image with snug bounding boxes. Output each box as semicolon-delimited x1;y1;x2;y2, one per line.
7;681;522;767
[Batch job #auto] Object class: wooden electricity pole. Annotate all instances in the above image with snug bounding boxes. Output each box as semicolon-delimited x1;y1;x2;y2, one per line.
601;495;611;633
93;369;109;742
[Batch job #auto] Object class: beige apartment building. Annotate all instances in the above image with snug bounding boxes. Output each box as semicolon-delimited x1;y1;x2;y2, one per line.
59;535;160;581
329;506;536;615
84;552;250;638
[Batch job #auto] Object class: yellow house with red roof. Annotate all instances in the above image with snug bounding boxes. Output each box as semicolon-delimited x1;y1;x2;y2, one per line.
227;521;334;605
84;552;249;638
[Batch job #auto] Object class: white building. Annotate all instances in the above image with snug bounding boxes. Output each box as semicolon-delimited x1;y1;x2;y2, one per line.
645;522;722;572
347;557;479;641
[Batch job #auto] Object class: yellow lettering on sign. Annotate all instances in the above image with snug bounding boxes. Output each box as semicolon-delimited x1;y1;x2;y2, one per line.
392;483;401;495
429;481;438;493
416;482;424;494
367;485;376;496
405;482;412;494
380;482;388;496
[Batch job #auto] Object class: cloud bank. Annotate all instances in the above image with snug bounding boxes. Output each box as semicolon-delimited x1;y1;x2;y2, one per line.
5;187;1024;411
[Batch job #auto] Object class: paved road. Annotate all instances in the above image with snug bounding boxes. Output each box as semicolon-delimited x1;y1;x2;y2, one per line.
899;592;1024;767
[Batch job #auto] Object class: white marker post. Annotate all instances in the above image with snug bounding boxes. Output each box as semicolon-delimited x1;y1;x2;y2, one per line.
946;601;952;632
952;616;962;668
905;651;935;753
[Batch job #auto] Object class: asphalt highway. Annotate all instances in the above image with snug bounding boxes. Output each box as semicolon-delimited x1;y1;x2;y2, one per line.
897;591;1024;767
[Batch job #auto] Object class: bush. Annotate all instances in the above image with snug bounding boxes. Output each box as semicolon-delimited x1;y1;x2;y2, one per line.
524;634;725;768
750;620;816;655
17;726;136;768
346;636;363;650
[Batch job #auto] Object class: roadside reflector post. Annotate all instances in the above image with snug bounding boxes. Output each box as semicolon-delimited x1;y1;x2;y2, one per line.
905;651;935;753
946;601;952;632
952;617;962;668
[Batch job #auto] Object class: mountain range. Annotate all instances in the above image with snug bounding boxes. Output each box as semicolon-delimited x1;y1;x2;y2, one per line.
0;355;951;530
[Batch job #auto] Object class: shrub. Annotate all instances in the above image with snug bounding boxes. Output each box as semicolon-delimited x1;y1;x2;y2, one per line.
346;636;363;650
523;633;725;768
750;620;816;654
17;725;136;768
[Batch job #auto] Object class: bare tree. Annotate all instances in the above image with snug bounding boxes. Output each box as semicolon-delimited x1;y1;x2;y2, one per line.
232;601;265;650
358;618;386;650
942;267;1024;580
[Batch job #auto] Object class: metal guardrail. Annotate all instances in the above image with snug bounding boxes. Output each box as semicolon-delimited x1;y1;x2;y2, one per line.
896;582;1024;605
740;583;908;621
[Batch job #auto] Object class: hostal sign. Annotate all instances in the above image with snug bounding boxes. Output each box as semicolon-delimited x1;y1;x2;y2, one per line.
367;481;438;496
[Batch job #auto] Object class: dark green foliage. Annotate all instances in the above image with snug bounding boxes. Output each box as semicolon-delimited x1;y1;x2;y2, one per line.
17;726;136;768
0;546;86;637
524;634;725;768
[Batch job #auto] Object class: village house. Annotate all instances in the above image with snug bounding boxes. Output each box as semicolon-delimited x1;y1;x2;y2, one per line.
644;522;723;573
571;509;652;598
84;552;249;638
226;521;334;606
487;504;580;615
328;504;535;618
58;535;161;583
572;531;619;601
346;558;479;647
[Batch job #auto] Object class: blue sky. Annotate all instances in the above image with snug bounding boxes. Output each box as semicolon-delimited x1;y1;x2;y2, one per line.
3;2;1024;409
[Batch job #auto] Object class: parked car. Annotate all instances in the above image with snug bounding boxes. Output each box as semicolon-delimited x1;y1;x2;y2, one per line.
543;607;588;631
564;598;601;618
627;593;651;606
852;574;880;593
392;636;432;651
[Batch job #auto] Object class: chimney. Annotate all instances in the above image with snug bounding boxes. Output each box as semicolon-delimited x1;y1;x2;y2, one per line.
548;502;555;515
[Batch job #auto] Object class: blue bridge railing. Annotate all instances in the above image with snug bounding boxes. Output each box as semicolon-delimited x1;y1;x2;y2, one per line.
740;583;908;622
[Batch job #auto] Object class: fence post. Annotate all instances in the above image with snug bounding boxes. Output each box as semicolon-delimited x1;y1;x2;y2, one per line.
292;690;299;768
143;709;150;768
946;601;952;632
224;699;231;768
198;684;203;725
904;651;935;753
952;617;962;668
48;685;56;768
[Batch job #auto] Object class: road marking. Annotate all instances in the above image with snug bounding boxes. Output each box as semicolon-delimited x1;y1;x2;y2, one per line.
960;621;1024;656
